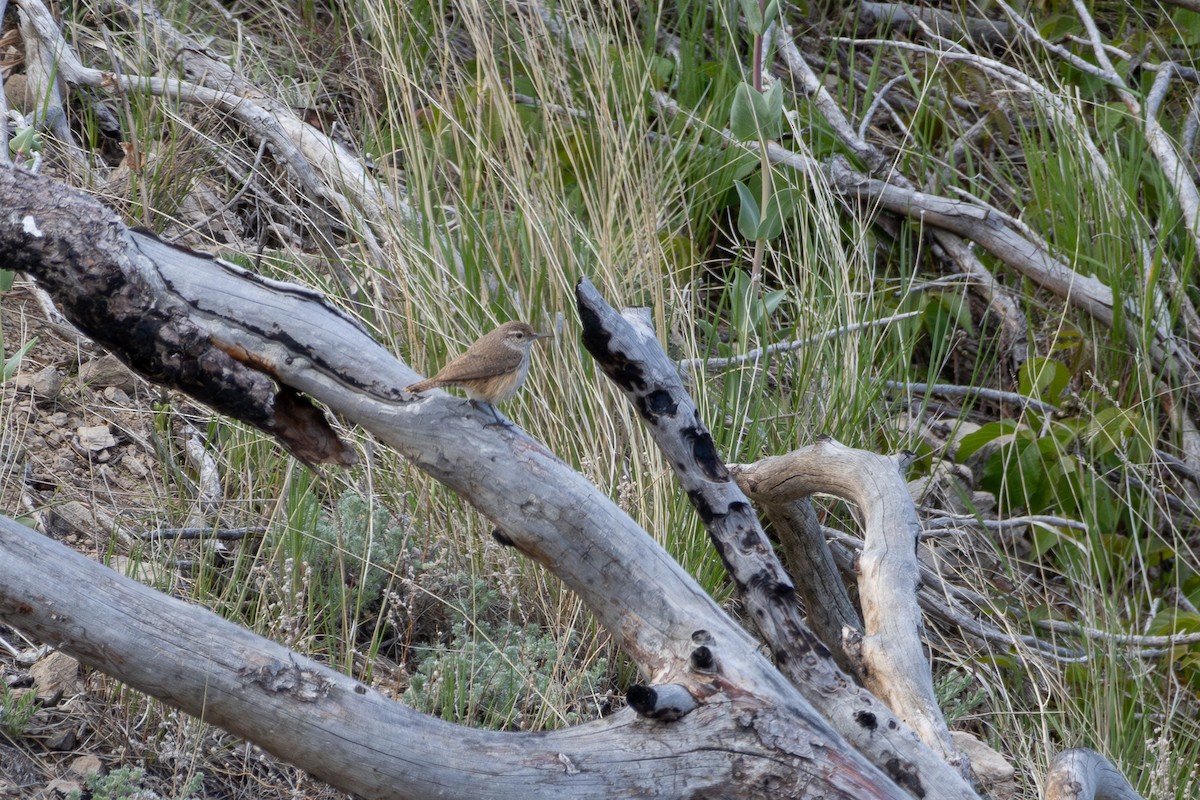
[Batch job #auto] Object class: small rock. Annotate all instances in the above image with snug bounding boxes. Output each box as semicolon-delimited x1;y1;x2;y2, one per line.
78;354;138;392
123;455;149;479
67;755;103;779
102;386;131;405
29;651;83;699
76;425;117;451
46;412;69;427
42;727;77;750
12;366;64;400
3;74;35;115
48;500;126;544
952;730;1015;800
969;491;996;516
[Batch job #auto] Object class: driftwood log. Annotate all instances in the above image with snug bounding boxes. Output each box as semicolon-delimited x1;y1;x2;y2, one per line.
0;165;1140;800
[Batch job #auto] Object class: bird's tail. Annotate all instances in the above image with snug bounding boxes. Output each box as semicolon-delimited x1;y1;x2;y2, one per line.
405;378;441;394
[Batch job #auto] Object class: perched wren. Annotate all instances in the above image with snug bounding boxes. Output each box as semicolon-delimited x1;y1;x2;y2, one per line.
405;321;552;424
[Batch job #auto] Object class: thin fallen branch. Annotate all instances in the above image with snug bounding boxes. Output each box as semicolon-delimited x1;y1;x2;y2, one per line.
886;381;1061;415
1036;618;1200;649
140;526;268;541
678;310;921;373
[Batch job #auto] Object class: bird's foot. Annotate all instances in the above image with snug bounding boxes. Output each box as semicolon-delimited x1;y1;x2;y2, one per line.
469;400;514;429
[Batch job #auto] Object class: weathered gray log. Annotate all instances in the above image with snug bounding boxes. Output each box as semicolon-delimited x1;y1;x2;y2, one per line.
574;283;972;785
0;512;865;800
0;165;928;798
857;2;1012;47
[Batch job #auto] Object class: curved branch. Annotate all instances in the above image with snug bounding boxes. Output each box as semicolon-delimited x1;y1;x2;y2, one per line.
730;442;960;771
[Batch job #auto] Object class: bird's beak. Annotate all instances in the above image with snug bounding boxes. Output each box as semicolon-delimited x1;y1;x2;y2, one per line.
534;331;553;341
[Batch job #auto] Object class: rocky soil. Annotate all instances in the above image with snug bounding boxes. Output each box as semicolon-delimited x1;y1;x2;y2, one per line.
0;280;348;800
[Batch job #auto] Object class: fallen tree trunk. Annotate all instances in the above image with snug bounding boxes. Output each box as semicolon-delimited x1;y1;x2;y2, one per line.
0;164;1143;800
0;164;959;798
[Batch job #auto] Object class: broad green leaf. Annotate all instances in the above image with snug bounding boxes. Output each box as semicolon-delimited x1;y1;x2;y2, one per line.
772;187;803;220
730;82;762;140
763;81;784;139
1018;357;1070;402
955;419;1020;463
734;180;761;240
738;0;763;35
762;288;788;316
762;0;779;28
0;270;14;293
757;193;784;240
1088;406;1136;456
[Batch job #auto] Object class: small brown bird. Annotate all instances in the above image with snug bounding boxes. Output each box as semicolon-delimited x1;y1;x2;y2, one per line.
405;321;552;425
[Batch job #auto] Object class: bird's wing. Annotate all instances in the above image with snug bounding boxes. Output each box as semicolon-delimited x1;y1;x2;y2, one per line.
424;349;520;385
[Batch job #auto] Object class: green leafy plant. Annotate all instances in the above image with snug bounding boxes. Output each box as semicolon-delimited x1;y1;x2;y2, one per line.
725;0;789;285
67;766;203;800
309;492;411;603
0;686;39;739
7;115;44;170
404;582;610;730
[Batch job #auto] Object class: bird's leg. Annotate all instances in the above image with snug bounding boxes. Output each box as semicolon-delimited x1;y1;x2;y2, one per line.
469;399;512;428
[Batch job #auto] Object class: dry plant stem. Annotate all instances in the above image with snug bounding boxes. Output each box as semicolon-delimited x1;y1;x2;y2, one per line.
574;283;974;791
1044;749;1144;800
731;442;963;772
0;166;930;800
